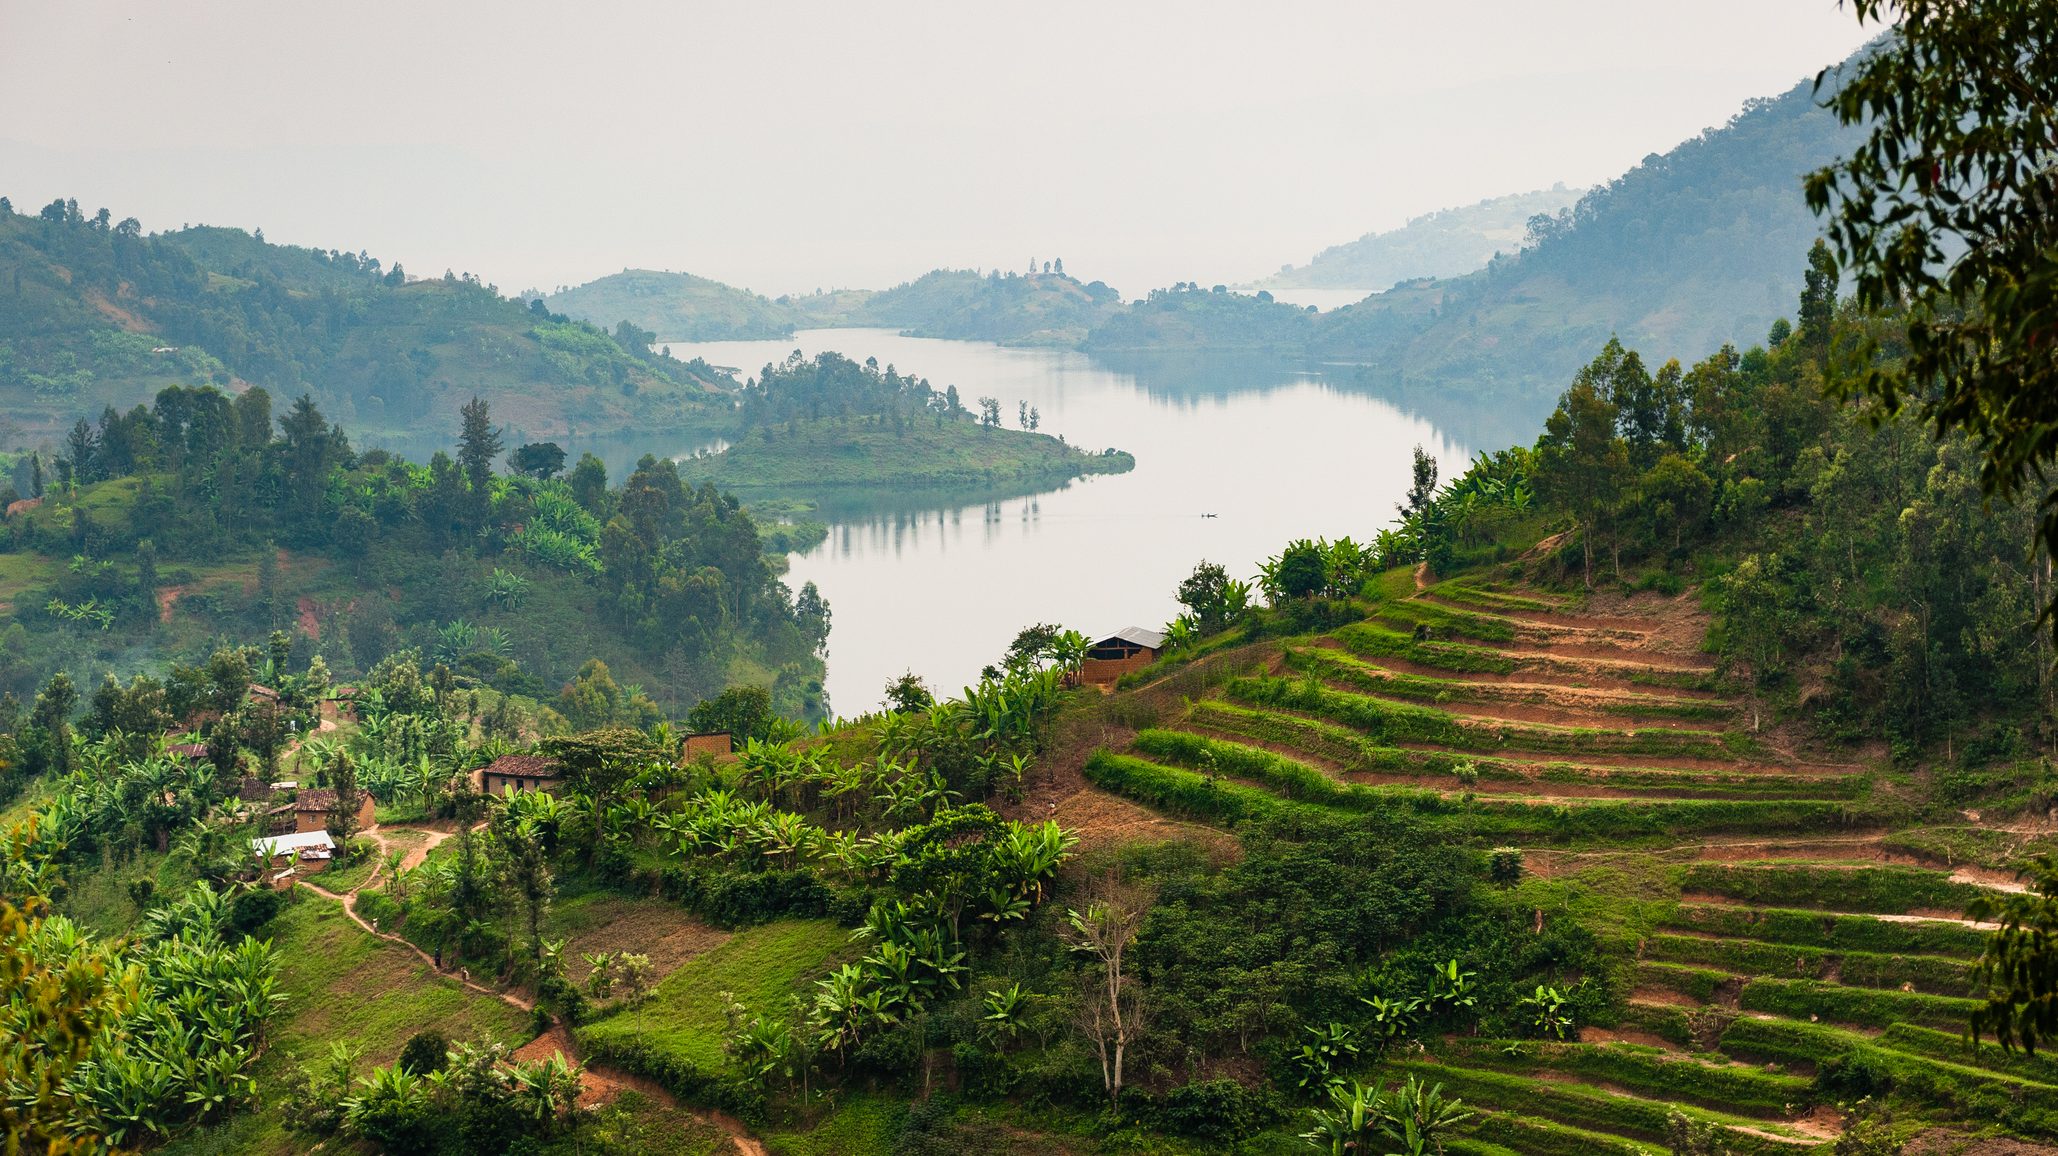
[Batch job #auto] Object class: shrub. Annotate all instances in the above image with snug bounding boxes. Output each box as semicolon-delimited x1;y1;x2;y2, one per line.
654;866;830;928
1141;1078;1282;1143
397;1030;449;1075
230;886;284;935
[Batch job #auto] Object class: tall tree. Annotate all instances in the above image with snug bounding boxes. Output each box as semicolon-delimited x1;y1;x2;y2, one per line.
1534;380;1630;586
456;397;503;532
1806;1;2058;626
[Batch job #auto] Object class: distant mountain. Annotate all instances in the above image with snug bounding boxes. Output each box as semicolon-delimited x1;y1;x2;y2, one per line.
1262;185;1586;290
544;268;805;342
812;268;1125;347
1085;59;1863;424
0;207;732;440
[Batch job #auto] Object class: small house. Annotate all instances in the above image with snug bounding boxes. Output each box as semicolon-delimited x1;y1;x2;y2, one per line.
166;742;210;761
266;788;374;834
479;754;564;796
1081;626;1167;685
252;829;335;865
681;731;734;761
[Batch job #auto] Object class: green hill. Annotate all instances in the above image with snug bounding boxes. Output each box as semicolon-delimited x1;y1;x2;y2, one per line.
542;268;807;342
1261;184;1586;291
835;267;1124;346
0;204;733;440
679;348;1133;499
1082;61;1863;424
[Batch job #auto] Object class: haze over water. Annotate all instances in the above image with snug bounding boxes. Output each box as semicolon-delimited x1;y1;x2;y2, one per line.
665;329;1480;713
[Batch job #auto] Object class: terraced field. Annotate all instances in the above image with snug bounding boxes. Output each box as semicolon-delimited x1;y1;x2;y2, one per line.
1082;574;2052;1152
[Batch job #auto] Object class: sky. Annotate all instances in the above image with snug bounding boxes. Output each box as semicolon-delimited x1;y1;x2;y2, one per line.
0;1;1879;300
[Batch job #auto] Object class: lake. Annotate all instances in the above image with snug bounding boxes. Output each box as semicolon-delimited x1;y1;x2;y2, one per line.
665;328;1545;714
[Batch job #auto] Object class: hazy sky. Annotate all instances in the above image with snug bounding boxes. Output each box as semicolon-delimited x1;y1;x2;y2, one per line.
1;2;1876;299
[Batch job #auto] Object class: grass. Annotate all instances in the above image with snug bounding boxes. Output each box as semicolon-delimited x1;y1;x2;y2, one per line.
1680;863;1988;914
59;847;199;937
1225;675;1756;761
579;918;845;1073
163;890;535;1156
1662;902;1991;955
1285;647;1732;722
1396;1060;1811;1155
265;892;533;1064
1642;932;1975;996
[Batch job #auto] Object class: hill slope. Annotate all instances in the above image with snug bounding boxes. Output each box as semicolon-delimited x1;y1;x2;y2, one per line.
827;268;1124;346
1261;184;1586;291
542;268;807;342
0;206;732;439
1083;61;1862;424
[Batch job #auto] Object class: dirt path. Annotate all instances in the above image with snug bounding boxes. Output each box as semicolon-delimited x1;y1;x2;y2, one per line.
515;1025;767;1155
300;861;766;1155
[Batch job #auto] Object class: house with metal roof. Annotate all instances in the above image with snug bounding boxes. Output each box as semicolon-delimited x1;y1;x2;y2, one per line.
1082;626;1168;685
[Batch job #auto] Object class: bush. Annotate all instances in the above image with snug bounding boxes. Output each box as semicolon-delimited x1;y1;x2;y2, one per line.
1817;1050;1895;1099
654;865;830;928
397;1030;449;1075
230;886;284;935
1139;1078;1282;1143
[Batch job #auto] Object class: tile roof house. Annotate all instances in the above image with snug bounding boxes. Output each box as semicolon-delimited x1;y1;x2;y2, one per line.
479;754;565;796
266;788;374;834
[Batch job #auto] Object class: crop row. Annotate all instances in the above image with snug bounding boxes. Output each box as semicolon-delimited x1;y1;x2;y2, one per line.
1680;864;1987;915
1643;932;1976;996
1737;976;1982;1032
1718;1017;2058;1139
1112;739;1864;843
1450;1039;1812;1116
1662;902;1990;956
1285;647;1735;722
1396;1061;1813;1155
1225;675;1755;760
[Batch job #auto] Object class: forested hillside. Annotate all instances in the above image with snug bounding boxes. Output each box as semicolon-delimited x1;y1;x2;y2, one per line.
542;269;808;342
0;391;828;722
8;238;2056;1155
677;350;1133;497
1083;62;1864;423
1260;185;1585;290
832;267;1125;347
0;201;733;441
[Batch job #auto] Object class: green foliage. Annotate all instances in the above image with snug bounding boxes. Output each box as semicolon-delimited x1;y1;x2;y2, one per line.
1806;2;2058;633
1737;976;1981;1032
1967;855;2058;1054
1643;932;1973;997
543;269;805;341
1679;864;1985;914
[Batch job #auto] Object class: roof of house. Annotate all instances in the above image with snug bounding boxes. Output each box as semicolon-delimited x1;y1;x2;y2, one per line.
253;830;335;857
246;684;280;701
288;789;337;812
166;742;210;759
1098;626;1167;651
481;754;563;779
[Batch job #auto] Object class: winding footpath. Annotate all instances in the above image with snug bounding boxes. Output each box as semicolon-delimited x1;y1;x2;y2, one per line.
296;824;766;1155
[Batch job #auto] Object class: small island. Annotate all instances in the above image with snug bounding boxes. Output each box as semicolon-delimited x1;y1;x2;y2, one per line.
674;350;1134;496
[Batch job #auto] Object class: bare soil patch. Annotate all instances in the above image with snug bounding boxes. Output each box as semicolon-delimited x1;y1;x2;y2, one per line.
558;897;730;988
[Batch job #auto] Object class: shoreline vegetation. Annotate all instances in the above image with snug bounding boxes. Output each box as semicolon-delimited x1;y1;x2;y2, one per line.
679;420;1134;498
677;349;1134;501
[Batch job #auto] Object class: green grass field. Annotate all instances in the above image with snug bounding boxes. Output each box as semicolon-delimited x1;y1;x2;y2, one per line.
579;918;846;1071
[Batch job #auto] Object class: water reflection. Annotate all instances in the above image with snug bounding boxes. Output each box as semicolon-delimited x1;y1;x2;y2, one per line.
655;329;1538;711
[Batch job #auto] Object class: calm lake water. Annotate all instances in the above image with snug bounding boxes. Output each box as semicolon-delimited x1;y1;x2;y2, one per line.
664;328;1543;714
